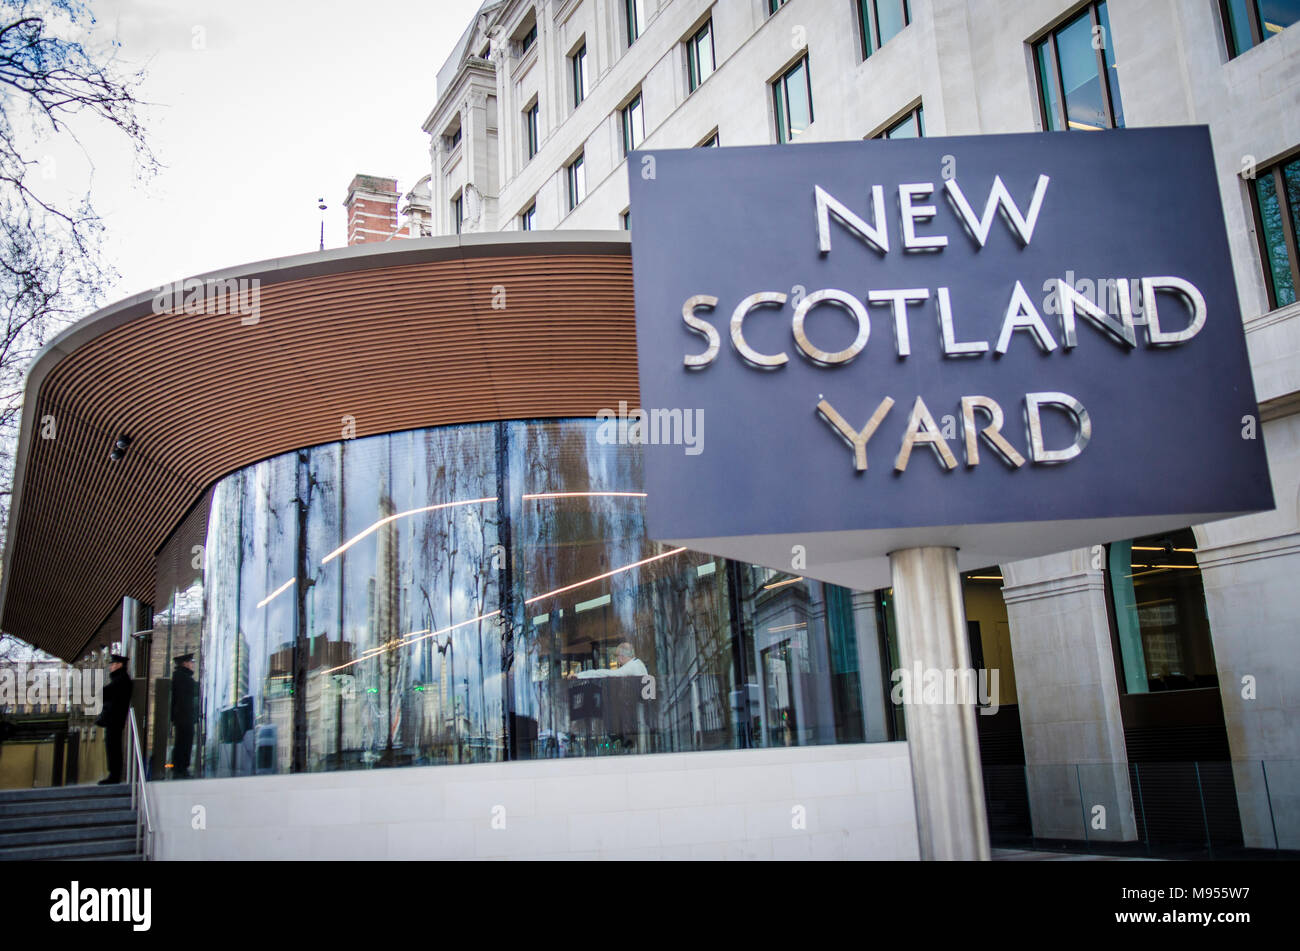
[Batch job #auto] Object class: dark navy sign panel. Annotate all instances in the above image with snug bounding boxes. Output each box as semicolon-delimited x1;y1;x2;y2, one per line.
626;127;1272;584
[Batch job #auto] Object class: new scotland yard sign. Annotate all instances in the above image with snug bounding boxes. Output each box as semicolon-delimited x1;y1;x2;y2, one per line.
626;127;1273;588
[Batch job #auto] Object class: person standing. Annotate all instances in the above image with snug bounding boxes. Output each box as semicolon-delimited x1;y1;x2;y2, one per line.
98;653;133;785
170;652;197;778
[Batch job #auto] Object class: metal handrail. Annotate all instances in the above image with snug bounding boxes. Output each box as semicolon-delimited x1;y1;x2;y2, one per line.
126;708;154;861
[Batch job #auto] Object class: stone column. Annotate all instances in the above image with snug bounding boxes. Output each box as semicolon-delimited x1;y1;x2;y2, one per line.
429;138;445;234
890;546;990;860
1196;410;1300;849
1001;549;1138;842
462;86;501;233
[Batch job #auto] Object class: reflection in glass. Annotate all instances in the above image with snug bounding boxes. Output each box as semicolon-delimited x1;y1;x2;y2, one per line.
567;154;586;210
688;20;714;92
622;93;644;154
1036;38;1063;132
1107;529;1218;694
874;588;905;741
1095;1;1123;128
881;107;923;140
1288;158;1300;238
858;0;910;57
194;420;892;778
1056;12;1106;130
1255;163;1298;307
1034;2;1123;132
626;0;645;45
874;0;908;47
572;44;588;108
1225;0;1300;56
1225;0;1256;56
887;114;917;138
149;560;203;779
525;102;539;160
774;56;812;143
1260;0;1300;36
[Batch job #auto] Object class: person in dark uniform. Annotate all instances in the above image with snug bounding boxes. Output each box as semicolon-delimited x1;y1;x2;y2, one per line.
98;653;132;785
170;652;197;779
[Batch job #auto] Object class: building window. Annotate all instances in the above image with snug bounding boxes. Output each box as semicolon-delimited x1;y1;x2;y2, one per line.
452;192;463;235
773;54;813;143
524;100;540;160
699;130;720;148
1250;153;1300;309
1221;0;1300;57
768;0;789;14
858;0;911;58
571;43;589;108
515;10;538;56
627;0;646;46
567;153;586;210
444;122;462;151
521;203;537;231
687;19;715;92
1033;1;1124;131
1106;529;1218;694
874;103;924;139
873;588;906;741
621;209;631;230
622;92;645;155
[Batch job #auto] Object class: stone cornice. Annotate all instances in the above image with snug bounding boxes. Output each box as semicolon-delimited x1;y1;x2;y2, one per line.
1001;572;1106;606
1196;533;1300;572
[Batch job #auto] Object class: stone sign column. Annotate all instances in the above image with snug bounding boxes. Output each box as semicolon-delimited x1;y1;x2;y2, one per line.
890;546;990;860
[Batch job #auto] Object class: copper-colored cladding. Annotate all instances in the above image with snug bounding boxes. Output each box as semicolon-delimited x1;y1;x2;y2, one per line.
2;237;639;661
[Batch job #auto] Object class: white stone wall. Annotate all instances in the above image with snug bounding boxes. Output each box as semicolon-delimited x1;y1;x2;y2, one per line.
149;741;918;860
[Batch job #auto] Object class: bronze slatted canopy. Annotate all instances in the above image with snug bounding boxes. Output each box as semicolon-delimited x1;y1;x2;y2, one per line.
1;233;638;661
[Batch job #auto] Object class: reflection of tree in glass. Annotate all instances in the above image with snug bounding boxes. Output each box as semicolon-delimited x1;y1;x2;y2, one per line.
300;443;342;772
411;426;499;763
1257;170;1296;305
197;420;878;774
254;457;296;774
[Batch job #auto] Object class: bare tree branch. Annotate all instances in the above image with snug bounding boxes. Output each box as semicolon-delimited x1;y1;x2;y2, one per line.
0;1;154;644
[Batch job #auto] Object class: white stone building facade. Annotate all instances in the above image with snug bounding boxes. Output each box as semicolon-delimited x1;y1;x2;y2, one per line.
420;0;1300;850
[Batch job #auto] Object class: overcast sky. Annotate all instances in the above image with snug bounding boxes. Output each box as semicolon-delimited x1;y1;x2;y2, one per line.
52;0;484;302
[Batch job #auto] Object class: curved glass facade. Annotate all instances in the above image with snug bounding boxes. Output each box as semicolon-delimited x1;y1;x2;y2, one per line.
156;419;892;779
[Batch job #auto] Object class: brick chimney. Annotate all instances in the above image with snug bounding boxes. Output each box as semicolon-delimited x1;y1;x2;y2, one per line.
344;174;399;245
